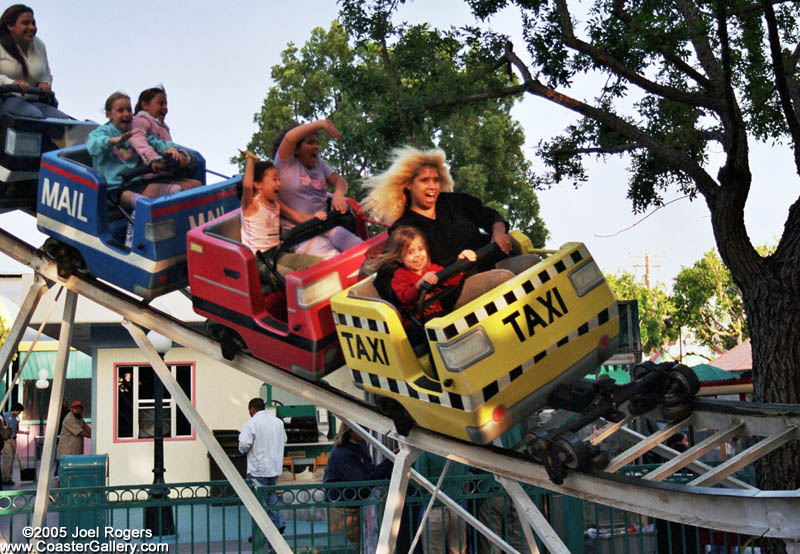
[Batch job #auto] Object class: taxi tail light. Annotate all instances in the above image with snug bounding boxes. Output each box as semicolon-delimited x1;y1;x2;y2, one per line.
297;272;342;309
492;405;506;423
598;334;612;358
568;259;605;297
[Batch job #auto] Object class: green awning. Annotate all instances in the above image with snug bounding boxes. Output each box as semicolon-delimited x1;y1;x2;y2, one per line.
589;365;632;384
691;363;749;383
19;350;92;379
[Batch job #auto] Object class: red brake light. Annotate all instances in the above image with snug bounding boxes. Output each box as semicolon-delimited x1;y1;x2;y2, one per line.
492;405;505;423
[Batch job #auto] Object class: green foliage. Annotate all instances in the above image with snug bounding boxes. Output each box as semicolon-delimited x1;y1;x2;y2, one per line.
0;315;7;350
606;272;677;355
672;249;748;351
246;20;549;244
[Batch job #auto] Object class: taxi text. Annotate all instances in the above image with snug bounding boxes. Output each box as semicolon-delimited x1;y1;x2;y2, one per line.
340;331;390;365
502;286;568;342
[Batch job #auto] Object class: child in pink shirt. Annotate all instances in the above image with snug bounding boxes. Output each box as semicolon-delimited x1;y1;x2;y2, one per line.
129;86;200;190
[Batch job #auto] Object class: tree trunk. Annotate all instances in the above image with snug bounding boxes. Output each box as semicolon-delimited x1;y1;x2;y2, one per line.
742;273;800;554
709;168;800;554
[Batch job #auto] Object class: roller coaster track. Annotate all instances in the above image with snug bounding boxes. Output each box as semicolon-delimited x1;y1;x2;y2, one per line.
0;226;798;553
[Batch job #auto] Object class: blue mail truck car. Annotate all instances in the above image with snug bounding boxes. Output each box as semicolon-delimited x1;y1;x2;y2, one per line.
36;145;240;301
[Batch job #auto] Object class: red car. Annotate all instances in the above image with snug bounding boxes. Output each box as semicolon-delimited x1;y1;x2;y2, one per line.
187;202;387;380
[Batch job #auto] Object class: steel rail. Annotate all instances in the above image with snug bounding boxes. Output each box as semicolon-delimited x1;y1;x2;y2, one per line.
1;227;798;541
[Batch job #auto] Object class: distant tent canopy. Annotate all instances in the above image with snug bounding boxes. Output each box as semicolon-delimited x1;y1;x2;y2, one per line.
691;363;750;384
2;344;93;422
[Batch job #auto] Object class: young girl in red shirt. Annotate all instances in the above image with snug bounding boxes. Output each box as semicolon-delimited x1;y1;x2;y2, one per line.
371;226;475;328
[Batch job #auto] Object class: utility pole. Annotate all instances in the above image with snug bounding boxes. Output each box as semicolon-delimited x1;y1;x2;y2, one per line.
630;253;664;289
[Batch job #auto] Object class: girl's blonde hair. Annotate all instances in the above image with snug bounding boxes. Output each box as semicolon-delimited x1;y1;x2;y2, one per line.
366;226;428;273
362;146;454;224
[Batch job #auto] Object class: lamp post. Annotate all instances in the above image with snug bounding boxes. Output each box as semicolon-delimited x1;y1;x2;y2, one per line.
35;371;50;469
144;330;175;536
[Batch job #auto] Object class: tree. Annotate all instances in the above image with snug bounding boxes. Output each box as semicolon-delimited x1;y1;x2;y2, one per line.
339;0;800;533
672;249;747;351
0;316;7;350
606;272;677;355
246;21;549;245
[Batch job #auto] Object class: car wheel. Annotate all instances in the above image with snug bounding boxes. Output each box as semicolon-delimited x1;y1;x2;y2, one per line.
376;397;413;436
661;402;692;423
219;328;239;361
555;435;591;470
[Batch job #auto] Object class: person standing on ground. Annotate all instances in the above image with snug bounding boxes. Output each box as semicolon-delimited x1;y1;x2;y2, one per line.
2;402;29;485
55;400;91;465
238;397;287;542
323;423;394;553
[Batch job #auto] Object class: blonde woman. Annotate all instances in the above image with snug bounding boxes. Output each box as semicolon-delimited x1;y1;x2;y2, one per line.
363;146;525;271
364;146;537;304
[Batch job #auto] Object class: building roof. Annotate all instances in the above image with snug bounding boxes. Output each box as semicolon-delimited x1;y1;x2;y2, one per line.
692;363;750;384
710;340;751;371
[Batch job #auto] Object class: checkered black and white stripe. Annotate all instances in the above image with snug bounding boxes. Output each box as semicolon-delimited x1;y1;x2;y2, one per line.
351;368;478;411
354;302;618;411
333;311;389;334
426;246;592;343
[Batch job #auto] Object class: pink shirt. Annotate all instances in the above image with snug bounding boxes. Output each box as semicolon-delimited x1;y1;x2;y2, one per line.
129;112;173;164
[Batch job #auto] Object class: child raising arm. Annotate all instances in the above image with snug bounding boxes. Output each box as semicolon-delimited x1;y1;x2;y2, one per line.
239;150;321;293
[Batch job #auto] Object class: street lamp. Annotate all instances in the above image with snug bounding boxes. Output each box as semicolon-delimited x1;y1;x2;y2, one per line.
35;370;50;469
144;329;175;536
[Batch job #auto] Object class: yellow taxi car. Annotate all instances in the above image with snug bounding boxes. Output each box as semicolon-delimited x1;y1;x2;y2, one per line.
330;241;619;445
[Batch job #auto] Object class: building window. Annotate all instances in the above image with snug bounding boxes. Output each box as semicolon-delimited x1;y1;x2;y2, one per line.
115;363;194;440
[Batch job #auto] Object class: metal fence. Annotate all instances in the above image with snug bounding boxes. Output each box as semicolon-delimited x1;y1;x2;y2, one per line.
0;473;760;554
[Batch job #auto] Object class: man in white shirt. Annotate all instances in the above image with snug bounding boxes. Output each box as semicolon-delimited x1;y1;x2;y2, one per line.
238;397;287;542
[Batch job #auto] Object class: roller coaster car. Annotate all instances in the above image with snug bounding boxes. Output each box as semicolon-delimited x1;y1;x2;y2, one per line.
36;145;240;301
0;85;97;214
187;204;388;380
332;241;620;445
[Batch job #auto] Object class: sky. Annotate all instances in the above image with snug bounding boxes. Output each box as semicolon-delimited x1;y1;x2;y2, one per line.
0;0;796;289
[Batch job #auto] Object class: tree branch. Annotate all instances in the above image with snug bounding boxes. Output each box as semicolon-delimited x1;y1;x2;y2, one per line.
379;35;402;88
422;42;720;201
729;0;794;17
675;0;724;84
612;0;711;88
761;0;800;173
554;0;717;109
553;144;641;155
424;83;528;109
503;44;720;200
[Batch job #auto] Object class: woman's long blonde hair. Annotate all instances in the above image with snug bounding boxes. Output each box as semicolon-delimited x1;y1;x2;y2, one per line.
362;146;454;224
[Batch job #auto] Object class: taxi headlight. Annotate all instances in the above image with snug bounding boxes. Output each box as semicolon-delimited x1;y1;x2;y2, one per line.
145;219;176;242
5;129;41;157
569;259;605;297
437;327;494;373
297;273;342;308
